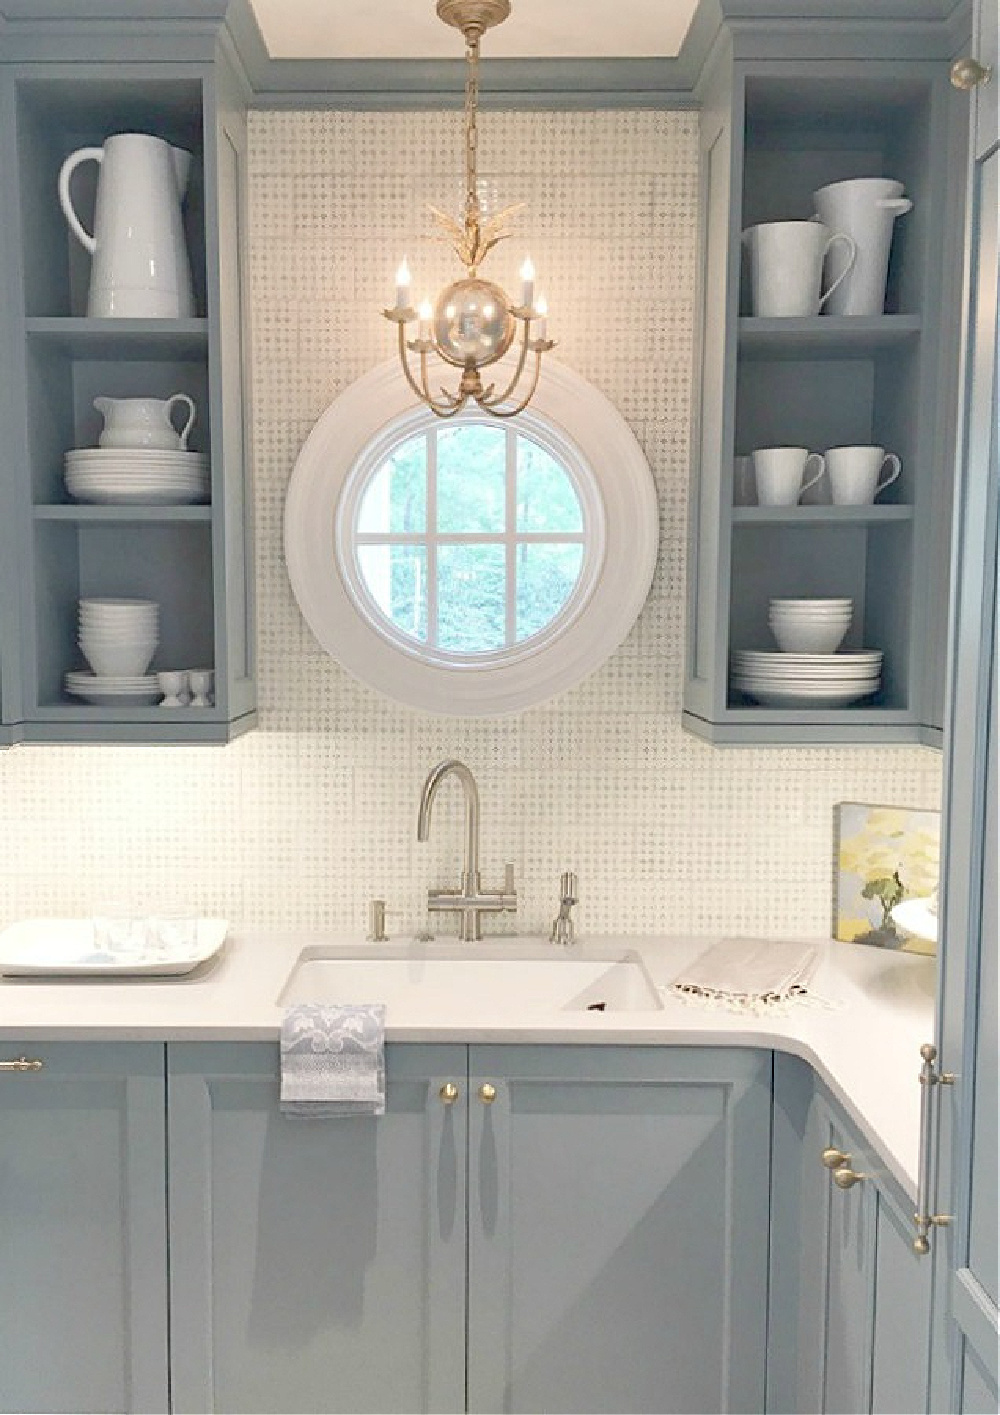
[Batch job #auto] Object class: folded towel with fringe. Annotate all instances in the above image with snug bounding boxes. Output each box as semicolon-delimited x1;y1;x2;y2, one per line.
280;1003;386;1116
670;938;820;1014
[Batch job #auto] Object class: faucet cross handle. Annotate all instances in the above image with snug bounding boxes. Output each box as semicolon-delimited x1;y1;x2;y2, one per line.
551;870;578;946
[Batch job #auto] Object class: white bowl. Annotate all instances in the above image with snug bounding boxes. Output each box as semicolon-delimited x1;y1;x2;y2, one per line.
79;597;158;612
79;640;157;677
769;597;848;608
769;620;850;654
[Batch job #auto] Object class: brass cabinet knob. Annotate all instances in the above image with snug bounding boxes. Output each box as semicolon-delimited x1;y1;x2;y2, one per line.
832;1165;865;1190
821;1146;851;1170
950;57;994;91
478;1082;497;1104
439;1081;460;1106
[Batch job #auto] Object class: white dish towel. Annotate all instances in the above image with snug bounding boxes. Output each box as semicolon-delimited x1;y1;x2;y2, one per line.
670;938;820;1014
280;1003;386;1116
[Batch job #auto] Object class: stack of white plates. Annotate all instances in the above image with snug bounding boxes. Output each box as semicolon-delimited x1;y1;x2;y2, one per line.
732;649;883;707
65;448;210;505
768;598;853;654
78;597;159;677
64;670;161;707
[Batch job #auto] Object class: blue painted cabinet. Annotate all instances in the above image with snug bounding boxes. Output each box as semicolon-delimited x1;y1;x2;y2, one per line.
928;3;998;1396
167;1043;772;1415
768;1055;932;1415
166;1042;468;1415
0;6;256;743
466;1045;771;1414
0;1041;169;1414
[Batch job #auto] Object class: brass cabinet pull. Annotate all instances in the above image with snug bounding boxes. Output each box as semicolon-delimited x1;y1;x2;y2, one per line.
950;57;994;91
832;1165;866;1190
913;1042;955;1254
478;1082;497;1104
0;1056;44;1072
822;1146;851;1170
439;1081;460;1106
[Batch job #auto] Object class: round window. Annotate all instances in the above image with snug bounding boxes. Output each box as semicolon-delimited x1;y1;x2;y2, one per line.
338;417;600;667
284;359;658;715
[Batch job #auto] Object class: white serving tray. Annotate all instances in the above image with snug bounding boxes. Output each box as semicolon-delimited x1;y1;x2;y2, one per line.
0;918;228;977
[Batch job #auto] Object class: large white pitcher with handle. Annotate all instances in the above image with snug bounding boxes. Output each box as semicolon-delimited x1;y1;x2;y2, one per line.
58;132;195;318
812;178;913;316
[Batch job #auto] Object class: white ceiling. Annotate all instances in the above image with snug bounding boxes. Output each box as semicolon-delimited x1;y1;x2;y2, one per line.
247;0;699;60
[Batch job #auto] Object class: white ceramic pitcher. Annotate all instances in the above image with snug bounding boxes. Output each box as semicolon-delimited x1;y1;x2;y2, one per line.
58;132;195;318
743;220;857;317
812;178;913;316
94;393;196;450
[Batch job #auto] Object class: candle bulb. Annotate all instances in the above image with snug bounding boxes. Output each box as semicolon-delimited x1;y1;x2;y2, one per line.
395;258;411;311
534;294;548;342
519;256;535;311
417;299;433;343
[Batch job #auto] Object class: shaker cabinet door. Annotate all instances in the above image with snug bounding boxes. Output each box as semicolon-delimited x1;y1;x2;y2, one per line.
166;1042;467;1415
0;1042;168;1415
466;1045;771;1415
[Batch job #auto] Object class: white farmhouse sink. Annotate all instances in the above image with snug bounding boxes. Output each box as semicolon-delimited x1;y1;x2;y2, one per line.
278;941;663;1014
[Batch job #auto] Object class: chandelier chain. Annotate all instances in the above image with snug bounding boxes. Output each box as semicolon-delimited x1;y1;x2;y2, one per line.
464;31;481;229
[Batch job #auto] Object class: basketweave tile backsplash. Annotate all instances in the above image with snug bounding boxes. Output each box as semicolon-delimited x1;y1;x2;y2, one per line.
0;109;942;938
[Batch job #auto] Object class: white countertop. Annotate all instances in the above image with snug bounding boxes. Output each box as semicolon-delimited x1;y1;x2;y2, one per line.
0;928;936;1200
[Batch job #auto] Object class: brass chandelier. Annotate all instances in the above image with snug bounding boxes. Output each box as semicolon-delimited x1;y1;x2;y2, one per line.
383;0;554;418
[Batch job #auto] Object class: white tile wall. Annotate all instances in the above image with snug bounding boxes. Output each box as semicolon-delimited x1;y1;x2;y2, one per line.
0;109;942;941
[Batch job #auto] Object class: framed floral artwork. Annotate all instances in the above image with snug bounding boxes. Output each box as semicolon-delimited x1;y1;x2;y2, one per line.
833;802;941;954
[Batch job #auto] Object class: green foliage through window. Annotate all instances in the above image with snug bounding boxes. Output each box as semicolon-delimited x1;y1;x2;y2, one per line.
355;422;585;656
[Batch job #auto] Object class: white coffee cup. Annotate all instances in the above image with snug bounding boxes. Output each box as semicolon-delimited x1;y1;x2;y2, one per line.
826;445;901;504
752;447;826;506
743;221;857;317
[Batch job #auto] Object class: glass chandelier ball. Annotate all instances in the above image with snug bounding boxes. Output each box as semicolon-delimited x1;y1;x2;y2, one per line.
432;277;515;367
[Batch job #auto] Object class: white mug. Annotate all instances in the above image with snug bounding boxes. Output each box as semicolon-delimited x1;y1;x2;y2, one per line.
753;447;826;506
826;445;901;504
743;221;857;317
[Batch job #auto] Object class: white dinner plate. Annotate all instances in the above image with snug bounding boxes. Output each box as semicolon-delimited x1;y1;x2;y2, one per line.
66;449;208;465
64;674;162;705
734;650;882;668
890;897;939;944
0;917;228;976
735;681;879;707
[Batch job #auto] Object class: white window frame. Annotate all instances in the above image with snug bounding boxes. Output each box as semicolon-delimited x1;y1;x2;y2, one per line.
284;358;658;716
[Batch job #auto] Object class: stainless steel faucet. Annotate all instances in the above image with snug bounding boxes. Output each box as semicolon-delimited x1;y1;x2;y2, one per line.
416;758;516;941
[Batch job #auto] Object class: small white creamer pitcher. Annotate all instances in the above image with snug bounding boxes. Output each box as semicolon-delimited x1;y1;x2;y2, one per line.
94;394;196;451
59;132;195;318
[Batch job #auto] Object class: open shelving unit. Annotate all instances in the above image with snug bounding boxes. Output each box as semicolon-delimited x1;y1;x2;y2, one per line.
685;53;964;745
0;45;256;743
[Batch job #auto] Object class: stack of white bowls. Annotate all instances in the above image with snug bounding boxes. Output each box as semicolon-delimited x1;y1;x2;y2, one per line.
768;597;853;654
76;597;159;677
732;597;882;707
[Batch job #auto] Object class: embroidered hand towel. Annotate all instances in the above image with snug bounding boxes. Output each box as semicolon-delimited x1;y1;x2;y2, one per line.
670;938;819;1014
280;1002;386;1116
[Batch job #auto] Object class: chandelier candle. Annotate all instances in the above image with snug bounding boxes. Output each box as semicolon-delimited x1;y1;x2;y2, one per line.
382;0;555;418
